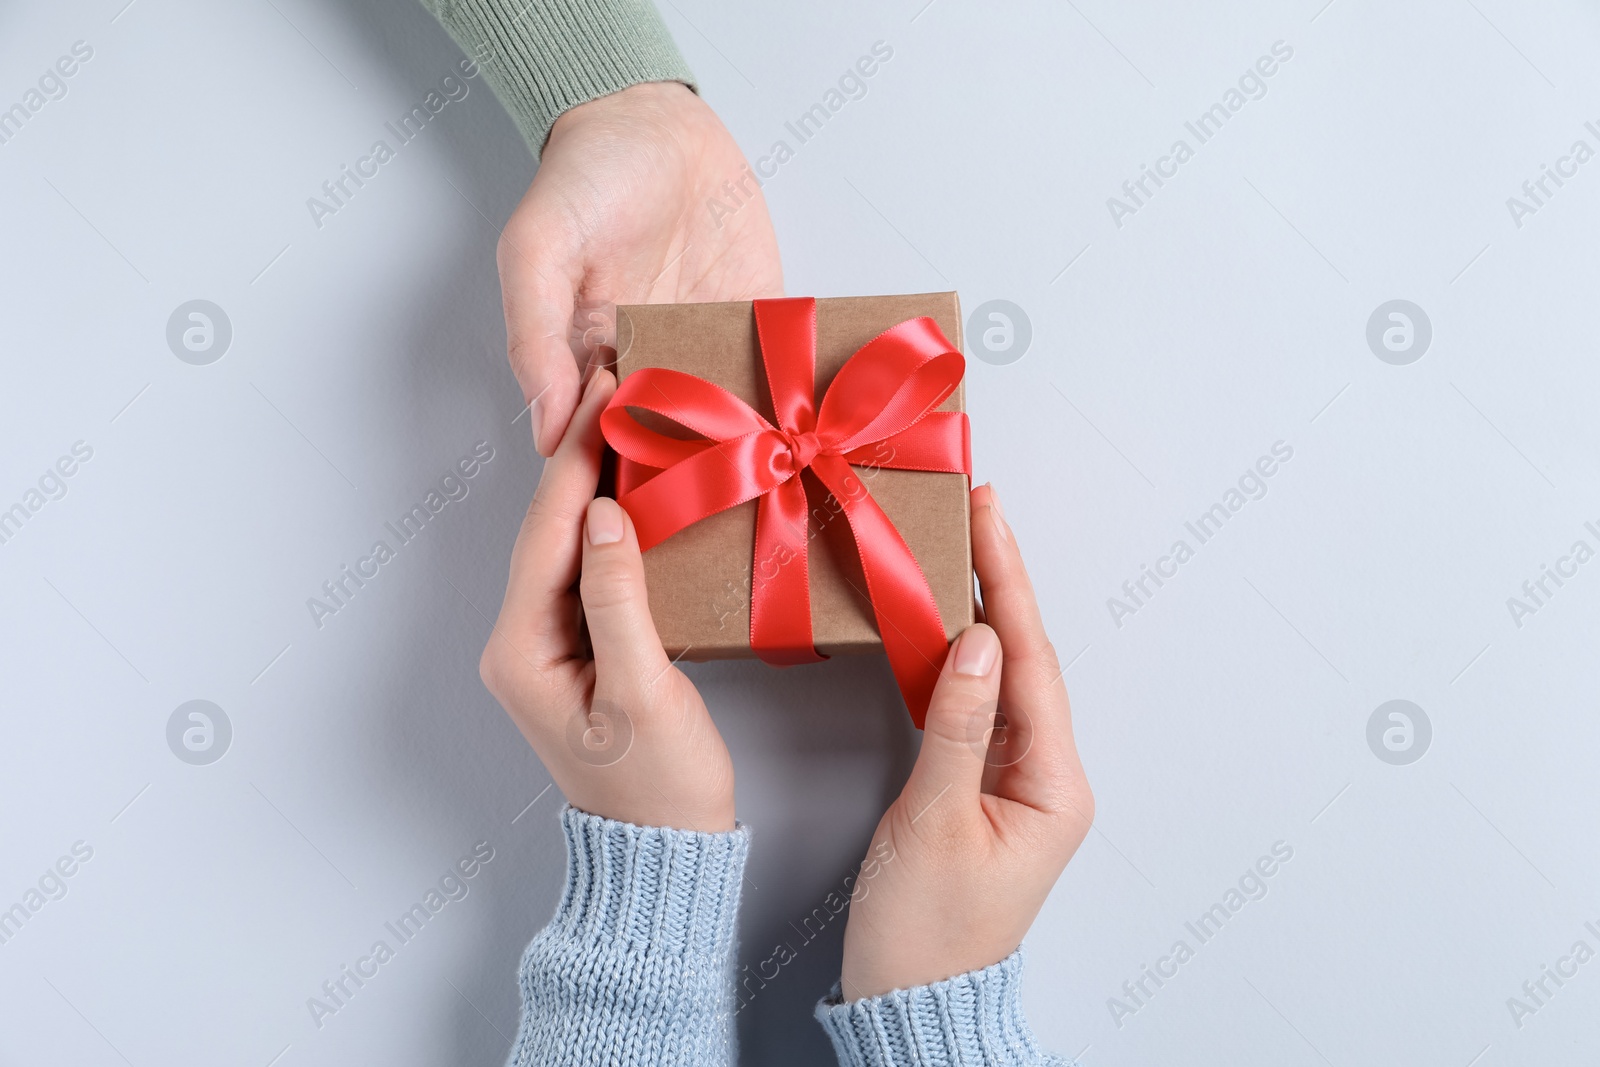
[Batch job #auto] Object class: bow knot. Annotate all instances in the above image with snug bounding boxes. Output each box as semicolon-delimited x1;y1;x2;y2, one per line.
781;429;822;471
601;296;971;727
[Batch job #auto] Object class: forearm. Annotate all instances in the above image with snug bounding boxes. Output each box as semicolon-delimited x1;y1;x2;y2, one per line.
815;951;1074;1067
418;0;695;157
508;806;748;1067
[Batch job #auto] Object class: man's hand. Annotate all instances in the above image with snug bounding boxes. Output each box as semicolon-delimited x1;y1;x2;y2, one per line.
837;484;1095;998
500;80;783;456
479;370;735;832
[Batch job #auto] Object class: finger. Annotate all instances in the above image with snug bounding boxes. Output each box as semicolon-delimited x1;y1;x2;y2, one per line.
498;218;584;457
579;496;672;688
970;483;1054;679
970;483;1087;814
497;370;616;653
899;624;1002;824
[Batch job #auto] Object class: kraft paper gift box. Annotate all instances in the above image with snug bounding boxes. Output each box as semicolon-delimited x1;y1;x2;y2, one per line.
607;291;974;661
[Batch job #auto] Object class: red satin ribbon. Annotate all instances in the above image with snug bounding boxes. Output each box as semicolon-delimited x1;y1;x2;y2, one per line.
601;297;971;727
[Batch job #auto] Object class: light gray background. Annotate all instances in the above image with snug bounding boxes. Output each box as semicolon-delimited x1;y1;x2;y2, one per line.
2;0;1597;1064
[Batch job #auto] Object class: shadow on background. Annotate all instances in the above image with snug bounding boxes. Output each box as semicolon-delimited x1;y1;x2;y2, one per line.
305;1;552;1062
302;5;919;1064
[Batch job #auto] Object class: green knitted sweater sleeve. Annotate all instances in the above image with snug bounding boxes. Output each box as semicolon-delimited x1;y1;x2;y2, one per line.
418;0;696;158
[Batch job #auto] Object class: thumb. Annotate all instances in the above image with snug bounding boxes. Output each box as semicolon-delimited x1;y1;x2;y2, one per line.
900;624;1003;824
498;222;584;457
579;497;672;689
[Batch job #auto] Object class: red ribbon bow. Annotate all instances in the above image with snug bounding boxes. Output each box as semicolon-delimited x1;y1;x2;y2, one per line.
600;297;971;727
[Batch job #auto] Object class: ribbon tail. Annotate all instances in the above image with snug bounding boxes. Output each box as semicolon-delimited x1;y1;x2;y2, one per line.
750;477;824;665
809;453;950;728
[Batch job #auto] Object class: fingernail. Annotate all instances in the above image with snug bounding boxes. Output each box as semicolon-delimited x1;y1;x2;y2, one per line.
528;395;544;449
582;372;601;400
586;498;625;545
952;625;999;678
987;483;1010;542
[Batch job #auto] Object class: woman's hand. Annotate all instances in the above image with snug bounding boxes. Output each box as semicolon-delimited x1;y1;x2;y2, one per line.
478;370;735;832
838;484;1094;998
499;81;783;456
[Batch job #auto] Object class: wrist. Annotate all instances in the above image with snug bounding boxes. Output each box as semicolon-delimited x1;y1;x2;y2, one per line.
842;924;1023;1000
561;791;737;836
548;80;698;146
423;0;697;159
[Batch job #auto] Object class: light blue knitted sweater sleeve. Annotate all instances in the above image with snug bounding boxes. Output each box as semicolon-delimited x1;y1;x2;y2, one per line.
507;806;749;1066
814;953;1074;1067
511;806;1070;1067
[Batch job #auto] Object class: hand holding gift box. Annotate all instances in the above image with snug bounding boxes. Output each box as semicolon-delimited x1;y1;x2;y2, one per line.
600;293;974;725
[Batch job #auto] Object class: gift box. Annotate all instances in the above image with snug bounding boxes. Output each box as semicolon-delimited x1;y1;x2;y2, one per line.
602;292;973;724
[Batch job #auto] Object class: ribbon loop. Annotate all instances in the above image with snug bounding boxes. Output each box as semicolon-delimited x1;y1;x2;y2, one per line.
601;298;970;727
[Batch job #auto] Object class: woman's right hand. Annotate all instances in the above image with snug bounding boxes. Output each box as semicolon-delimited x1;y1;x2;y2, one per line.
837;483;1094;999
478;369;736;834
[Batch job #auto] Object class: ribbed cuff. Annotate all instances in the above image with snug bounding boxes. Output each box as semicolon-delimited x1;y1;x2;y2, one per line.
507;806;749;1067
815;951;1072;1067
421;0;696;157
